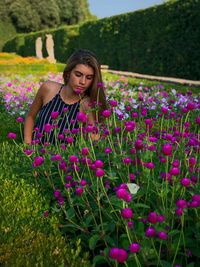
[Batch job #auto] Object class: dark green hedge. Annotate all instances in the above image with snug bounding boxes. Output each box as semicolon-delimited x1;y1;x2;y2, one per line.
3;0;200;80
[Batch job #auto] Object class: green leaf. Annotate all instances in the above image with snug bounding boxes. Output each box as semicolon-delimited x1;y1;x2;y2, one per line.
168;229;180;237
161;260;173;267
93;255;107;265
134;203;150;209
89;234;100;250
66;208;75;218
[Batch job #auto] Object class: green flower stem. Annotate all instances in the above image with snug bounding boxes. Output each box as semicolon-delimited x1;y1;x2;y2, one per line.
134;254;142;267
100;177;120;221
172;214;185;266
61;206;89;233
97;178;104;231
151;239;163;267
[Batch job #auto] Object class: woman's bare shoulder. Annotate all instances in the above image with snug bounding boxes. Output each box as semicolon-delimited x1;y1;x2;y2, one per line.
39;80;62;93
38;80;63;104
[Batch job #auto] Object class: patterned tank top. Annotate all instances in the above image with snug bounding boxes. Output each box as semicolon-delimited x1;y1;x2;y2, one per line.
34;84;80;144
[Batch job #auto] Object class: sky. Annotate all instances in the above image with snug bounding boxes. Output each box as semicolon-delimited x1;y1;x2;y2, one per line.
88;0;165;18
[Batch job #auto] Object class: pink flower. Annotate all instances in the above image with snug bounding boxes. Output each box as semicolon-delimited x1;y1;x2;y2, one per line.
51;111;59;119
135;139;143;150
157;231;167;240
181;178;191;187
123;157;132;165
109;99;118;107
95;168;105;177
162;144;172;156
189;157;196;167
102;109;111;118
76;187;84;196
51;154;62;161
176;199;187;209
109;248;128;263
121;208;133;219
175;208;183;216
82;147;89;156
44;123;52;133
33;156;44;167
148;212;158;224
77;112;87;123
16;116;24;123
66;136;74;143
145;226;156;237
104;147;112;154
69;155;79;163
161;106;168;114
7;132;17;139
129;243;140;253
170;167;180;176
144;162;155;169
94;160;104;169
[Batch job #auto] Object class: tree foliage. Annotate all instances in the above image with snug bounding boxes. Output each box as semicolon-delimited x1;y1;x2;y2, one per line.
1;0;94;33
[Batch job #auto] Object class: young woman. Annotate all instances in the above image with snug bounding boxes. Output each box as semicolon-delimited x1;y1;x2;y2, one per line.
24;49;107;145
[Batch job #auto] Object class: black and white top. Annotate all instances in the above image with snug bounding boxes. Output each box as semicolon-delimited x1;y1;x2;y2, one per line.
34;84;80;144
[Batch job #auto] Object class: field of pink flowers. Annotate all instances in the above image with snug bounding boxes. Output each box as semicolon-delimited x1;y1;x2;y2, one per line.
1;72;200;267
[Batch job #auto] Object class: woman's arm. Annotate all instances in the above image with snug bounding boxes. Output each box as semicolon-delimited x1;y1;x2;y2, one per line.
24;85;44;144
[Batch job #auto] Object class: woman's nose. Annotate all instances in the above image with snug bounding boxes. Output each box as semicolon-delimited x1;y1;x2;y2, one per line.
80;76;86;84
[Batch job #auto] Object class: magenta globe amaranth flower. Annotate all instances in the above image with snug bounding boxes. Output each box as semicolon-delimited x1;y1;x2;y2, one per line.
69;155;79;163
135;139;143;150
77;112;87;123
16;116;24;123
170;167;180;176
129;243;140;253
148;211;158;224
51;111;59;119
51;154;62;161
144;162;155;169
66;136;74;143
76;187;84;196
123;157;132;165
157;231;168;240
161;106;168;114
109;99;118;107
81;147;89;156
175;208;184;216
94;159;104;169
33;156;44;167
102;109;111;118
121;208;133;219
189;157;196;167
145;226;156;237
95;168;105;177
7;132;17;139
176;199;187;209
44;123;52;133
192;194;200;204
162;144;172;156
109;248;128;263
104;147;112;154
181;178;191;187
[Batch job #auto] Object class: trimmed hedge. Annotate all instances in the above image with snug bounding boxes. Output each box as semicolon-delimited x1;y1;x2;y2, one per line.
3;0;200;80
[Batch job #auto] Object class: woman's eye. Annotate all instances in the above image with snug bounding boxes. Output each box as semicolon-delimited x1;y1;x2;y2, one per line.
75;73;81;77
87;76;93;80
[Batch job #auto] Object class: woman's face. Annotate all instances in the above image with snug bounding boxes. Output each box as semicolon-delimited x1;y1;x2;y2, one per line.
67;64;94;95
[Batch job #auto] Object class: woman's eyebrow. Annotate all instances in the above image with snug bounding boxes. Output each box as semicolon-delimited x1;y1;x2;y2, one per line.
75;70;94;76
